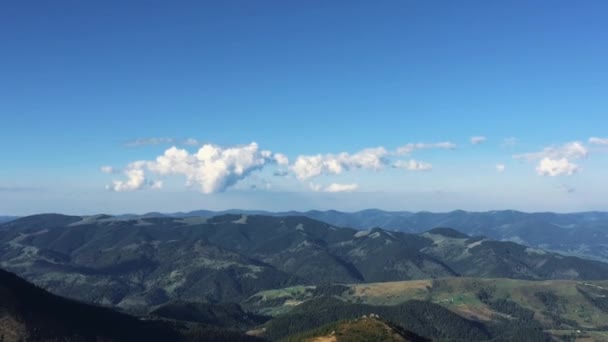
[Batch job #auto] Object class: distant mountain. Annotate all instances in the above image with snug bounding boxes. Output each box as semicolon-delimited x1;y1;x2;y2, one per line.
295;210;608;261
0;216;18;224
141;209;608;261
119;209;608;257
2;213;608;313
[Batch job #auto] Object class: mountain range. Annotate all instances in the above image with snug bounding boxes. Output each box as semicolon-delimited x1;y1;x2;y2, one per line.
3;212;608;340
2;213;608;312
7;209;608;261
109;209;608;262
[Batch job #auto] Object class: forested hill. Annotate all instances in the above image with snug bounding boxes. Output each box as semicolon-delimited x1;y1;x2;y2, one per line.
2;213;608;311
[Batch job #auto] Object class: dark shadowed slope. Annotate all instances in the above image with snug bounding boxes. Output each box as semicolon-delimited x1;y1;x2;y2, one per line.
0;268;181;341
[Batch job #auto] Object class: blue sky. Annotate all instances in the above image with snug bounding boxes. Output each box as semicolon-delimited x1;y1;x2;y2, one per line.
1;1;607;215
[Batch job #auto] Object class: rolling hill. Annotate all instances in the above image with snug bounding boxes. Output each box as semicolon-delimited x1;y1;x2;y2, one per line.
246;277;608;341
132;209;608;261
2;213;608;312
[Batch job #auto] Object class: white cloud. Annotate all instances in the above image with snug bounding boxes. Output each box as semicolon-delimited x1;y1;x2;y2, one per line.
108;168;146;192
496;164;505;173
109;140;455;192
274;153;289;165
470;136;486;145
310;182;359;192
514;141;588;161
100;166;115;174
589;137;608;145
536;157;581;176
393;159;432;171
292;147;389;180
109;142;285;193
514;141;588;176
325;183;359;192
396;142;456;155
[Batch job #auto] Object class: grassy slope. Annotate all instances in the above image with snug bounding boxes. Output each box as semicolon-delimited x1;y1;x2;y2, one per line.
346;278;608;329
246;277;608;337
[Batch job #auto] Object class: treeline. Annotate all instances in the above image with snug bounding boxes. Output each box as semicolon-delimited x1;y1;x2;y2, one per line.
577;285;608;313
150;301;269;331
476;289;551;341
263;297;490;341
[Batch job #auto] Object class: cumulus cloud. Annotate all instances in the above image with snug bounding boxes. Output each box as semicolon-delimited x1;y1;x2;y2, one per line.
395;142;456;155
310;182;359;192
496;164;505;173
392;159;432;171
274;153;289;165
589;137;608;145
514;141;587;177
536;157;581;176
292;147;389;180
108;168;146;192
292;142;453;180
109;140;456;192
470;136;486;145
514;141;588;161
108;142;285;193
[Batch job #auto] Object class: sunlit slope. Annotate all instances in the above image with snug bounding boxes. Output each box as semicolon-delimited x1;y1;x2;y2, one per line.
247;277;608;331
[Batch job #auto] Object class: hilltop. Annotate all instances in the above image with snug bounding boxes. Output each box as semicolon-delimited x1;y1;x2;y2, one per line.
282;316;430;342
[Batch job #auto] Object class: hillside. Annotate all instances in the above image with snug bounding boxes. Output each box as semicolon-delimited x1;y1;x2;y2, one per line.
246;277;608;341
0;268;182;341
150;301;269;330
262;297;492;341
135;209;608;261
2;213;608;311
278;210;608;262
282;316;430;342
0;267;270;341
